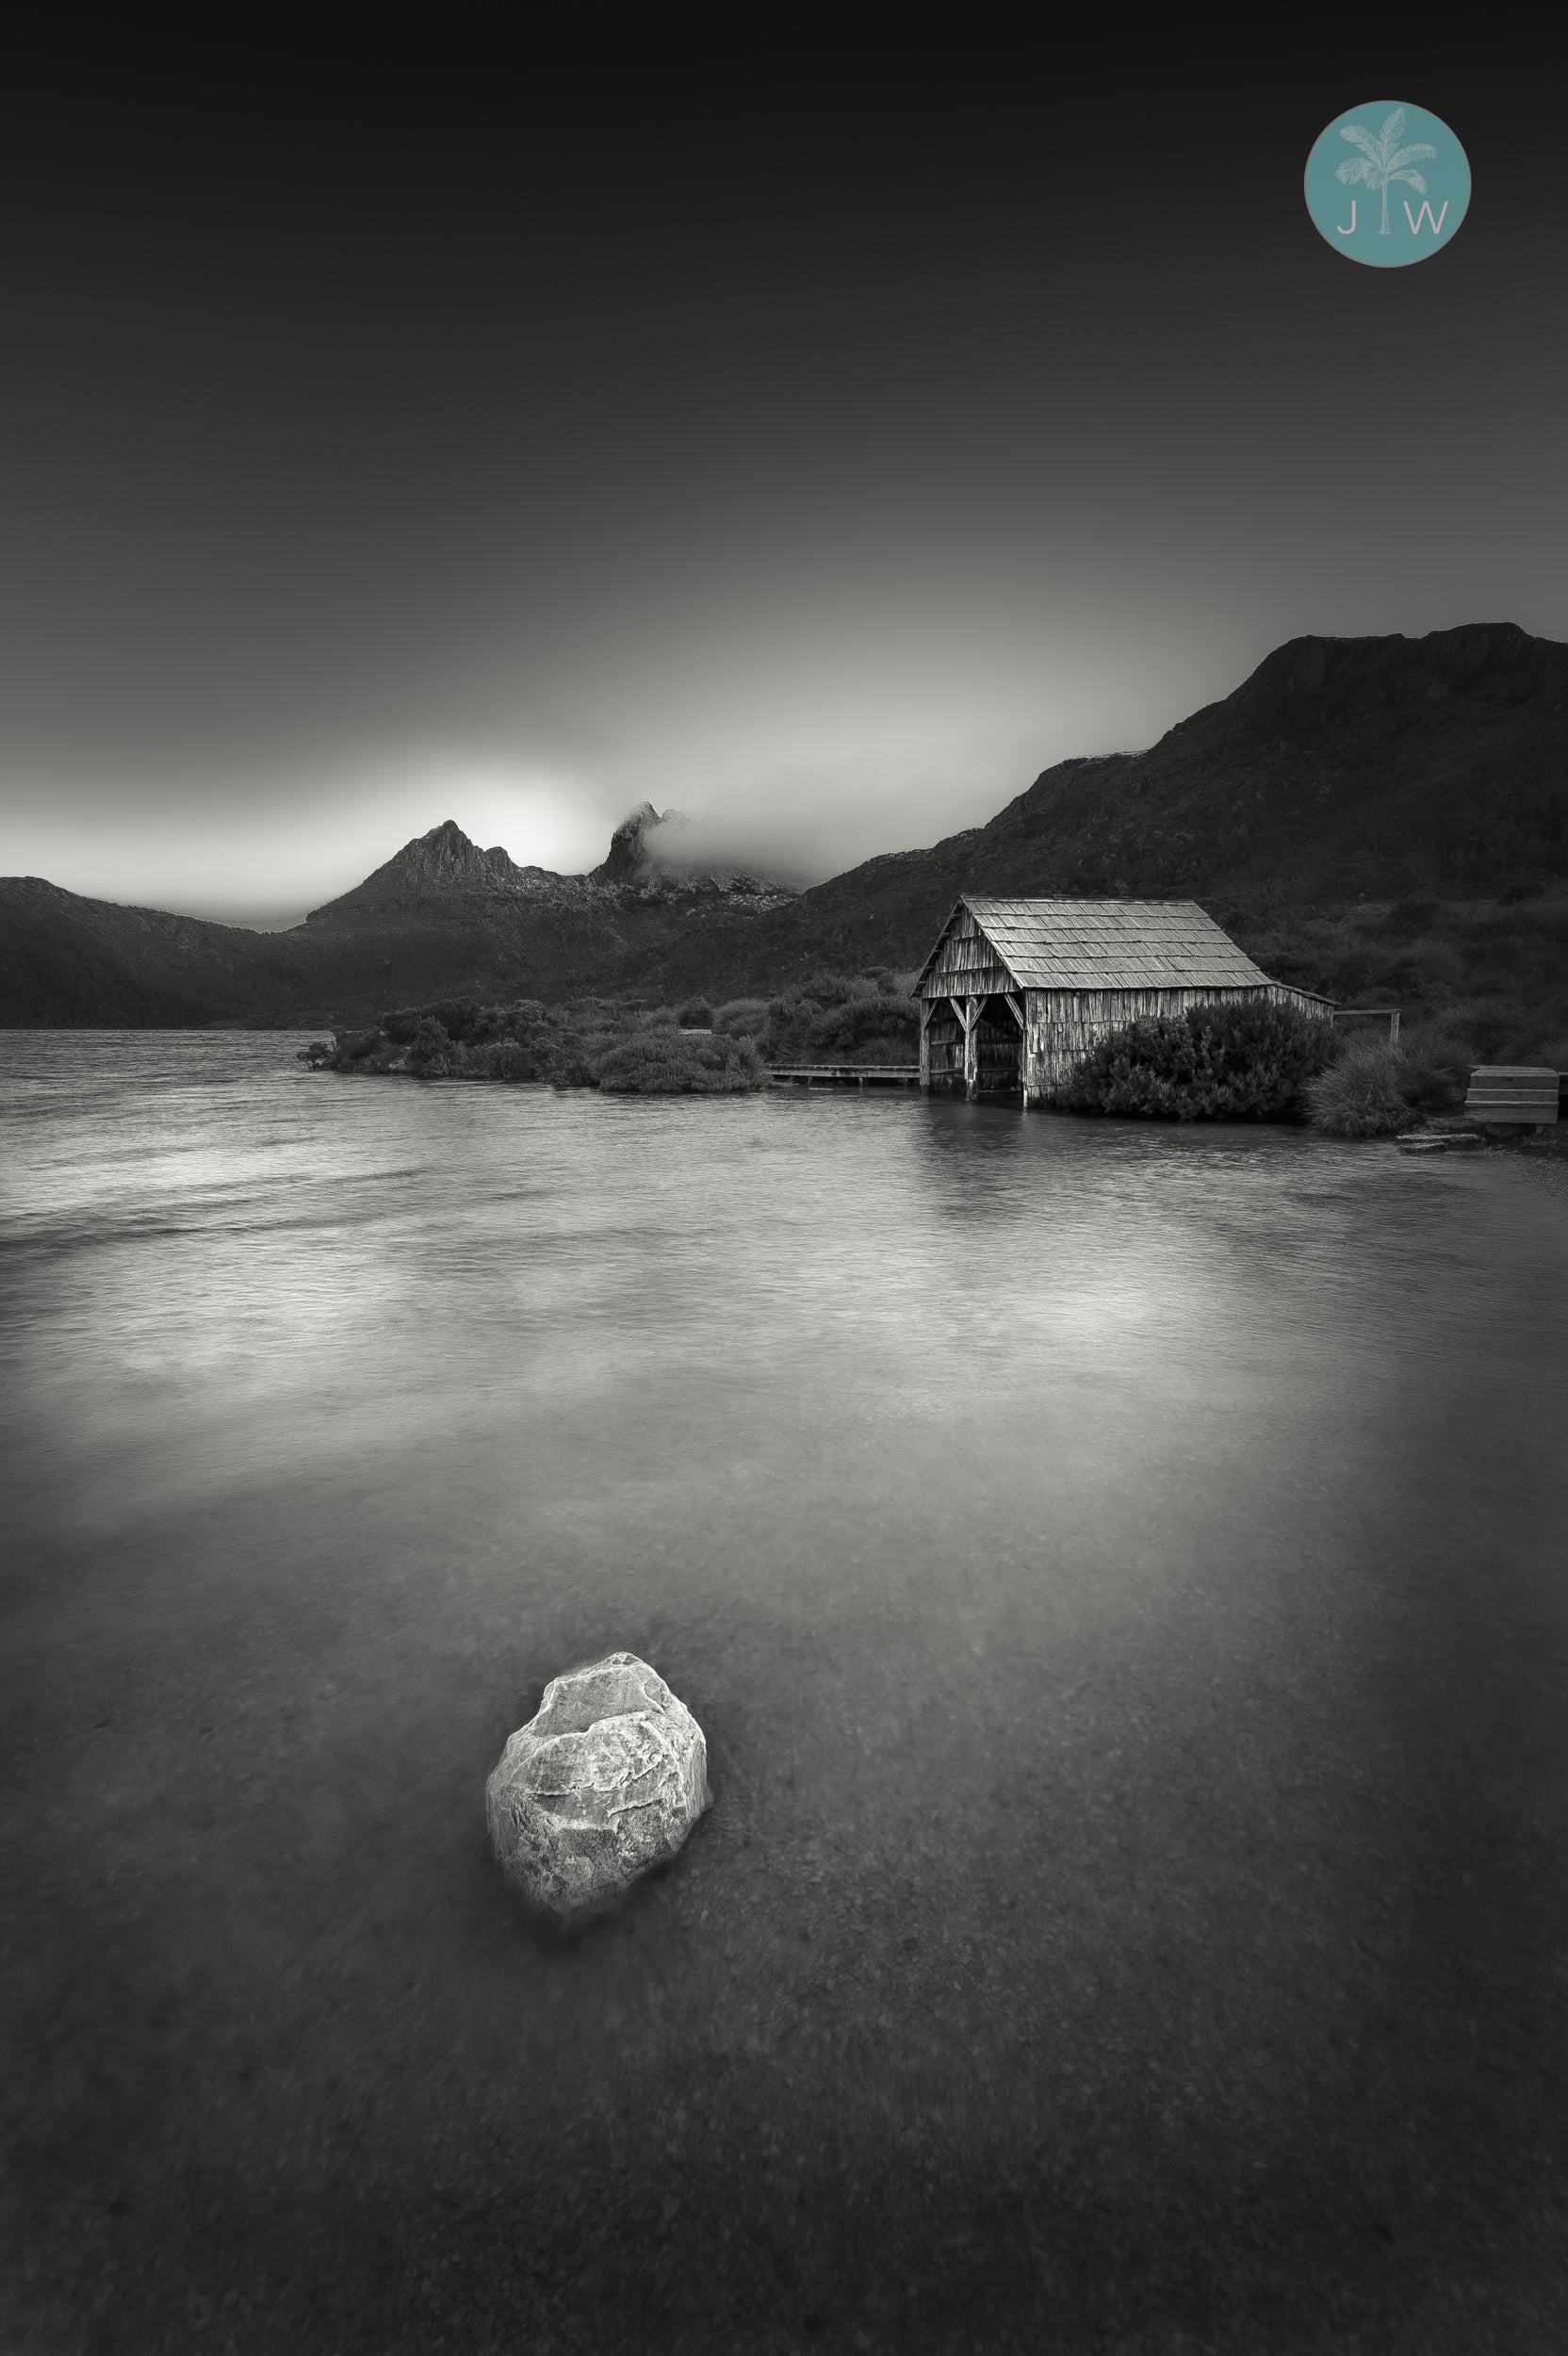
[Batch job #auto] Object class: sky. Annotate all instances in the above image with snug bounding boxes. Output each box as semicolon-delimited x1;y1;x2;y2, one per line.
1;33;1563;925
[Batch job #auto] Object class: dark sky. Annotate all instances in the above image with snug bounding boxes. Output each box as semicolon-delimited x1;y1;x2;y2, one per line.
2;33;1562;922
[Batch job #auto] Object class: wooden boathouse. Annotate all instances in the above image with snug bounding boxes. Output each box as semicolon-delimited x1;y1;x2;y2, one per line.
915;897;1332;1104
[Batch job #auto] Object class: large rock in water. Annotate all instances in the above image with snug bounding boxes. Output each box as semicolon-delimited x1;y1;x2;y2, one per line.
485;1653;710;1919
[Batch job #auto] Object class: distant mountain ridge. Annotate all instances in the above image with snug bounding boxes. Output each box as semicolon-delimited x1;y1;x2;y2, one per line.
3;623;1565;1031
0;813;799;1027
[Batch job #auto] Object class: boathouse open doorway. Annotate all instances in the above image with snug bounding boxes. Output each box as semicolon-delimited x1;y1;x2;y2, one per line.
922;993;1022;1096
973;996;1022;1095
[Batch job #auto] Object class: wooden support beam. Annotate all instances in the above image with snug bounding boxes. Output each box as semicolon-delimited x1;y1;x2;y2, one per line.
963;995;979;1100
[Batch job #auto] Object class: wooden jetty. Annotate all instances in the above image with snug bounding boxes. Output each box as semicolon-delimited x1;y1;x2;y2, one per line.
767;1065;921;1088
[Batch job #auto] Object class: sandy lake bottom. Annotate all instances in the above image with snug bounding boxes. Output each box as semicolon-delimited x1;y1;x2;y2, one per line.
4;1033;1568;2353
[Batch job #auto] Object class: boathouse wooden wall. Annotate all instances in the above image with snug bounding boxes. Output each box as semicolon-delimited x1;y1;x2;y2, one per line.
923;906;1014;1000
1021;982;1327;1098
919;973;1331;1100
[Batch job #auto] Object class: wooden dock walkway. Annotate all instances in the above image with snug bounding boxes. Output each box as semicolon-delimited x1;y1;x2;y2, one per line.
766;1065;922;1088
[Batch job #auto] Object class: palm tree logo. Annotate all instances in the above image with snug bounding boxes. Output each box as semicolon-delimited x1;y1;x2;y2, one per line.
1335;107;1437;235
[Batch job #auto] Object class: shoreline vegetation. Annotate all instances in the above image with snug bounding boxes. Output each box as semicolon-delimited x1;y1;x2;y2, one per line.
1055;1003;1489;1137
298;975;921;1096
297;987;1550;1139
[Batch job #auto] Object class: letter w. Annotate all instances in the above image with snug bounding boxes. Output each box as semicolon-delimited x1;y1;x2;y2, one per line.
1403;199;1450;236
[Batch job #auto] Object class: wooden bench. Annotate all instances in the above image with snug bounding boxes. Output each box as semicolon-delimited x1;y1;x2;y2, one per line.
1463;1067;1560;1127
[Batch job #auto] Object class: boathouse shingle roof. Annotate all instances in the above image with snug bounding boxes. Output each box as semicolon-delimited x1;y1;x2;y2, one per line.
918;897;1283;993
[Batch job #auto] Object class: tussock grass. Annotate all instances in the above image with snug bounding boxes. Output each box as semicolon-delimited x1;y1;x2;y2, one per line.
1303;1039;1412;1137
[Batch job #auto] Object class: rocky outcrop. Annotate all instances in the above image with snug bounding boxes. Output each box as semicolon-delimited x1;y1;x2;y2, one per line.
590;803;691;885
589;805;785;897
485;1653;710;1919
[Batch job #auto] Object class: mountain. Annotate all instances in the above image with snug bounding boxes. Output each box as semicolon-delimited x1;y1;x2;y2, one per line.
592;802;685;885
590;801;789;893
0;876;290;1027
4;624;1566;1041
0;819;797;1027
611;623;1568;1000
312;817;579;911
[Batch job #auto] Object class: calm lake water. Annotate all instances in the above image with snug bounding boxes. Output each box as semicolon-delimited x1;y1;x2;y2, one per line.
5;1034;1568;2354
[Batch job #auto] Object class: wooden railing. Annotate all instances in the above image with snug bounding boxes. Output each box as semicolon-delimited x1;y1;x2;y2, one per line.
766;1065;922;1088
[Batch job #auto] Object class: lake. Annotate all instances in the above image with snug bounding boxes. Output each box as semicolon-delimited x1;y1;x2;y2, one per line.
4;1033;1568;2353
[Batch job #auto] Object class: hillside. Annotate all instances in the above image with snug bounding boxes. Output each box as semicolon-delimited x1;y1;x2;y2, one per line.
610;624;1568;1062
613;623;1568;989
4;624;1566;1054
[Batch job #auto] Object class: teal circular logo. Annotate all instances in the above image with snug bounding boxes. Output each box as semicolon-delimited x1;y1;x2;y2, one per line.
1304;101;1470;266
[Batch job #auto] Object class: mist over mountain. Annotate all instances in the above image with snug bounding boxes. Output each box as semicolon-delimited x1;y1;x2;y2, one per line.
4;625;1566;1041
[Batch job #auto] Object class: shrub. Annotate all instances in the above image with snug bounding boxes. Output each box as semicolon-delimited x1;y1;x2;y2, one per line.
594;1030;765;1093
383;999;483;1047
1304;1039;1411;1137
408;1015;460;1077
471;1036;543;1083
793;971;864;1008
1395;1018;1478;1113
676;996;713;1029
711;998;772;1038
1058;999;1332;1121
334;1027;383;1061
314;994;771;1094
805;990;919;1063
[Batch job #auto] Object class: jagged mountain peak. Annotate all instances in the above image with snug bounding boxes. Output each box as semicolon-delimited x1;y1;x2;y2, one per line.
591;804;691;884
305;822;564;919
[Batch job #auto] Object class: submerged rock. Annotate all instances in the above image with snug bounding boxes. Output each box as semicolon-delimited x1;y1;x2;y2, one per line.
485;1653;710;1919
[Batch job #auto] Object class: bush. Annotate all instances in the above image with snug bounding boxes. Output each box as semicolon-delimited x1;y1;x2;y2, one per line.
1304;1039;1412;1137
1058;999;1333;1120
793;971;864;1008
805;991;919;1062
408;1015;460;1077
1395;1018;1478;1113
335;1027;383;1061
676;996;713;1029
595;1031;765;1093
313;994;771;1093
471;1036;543;1083
711;998;772;1038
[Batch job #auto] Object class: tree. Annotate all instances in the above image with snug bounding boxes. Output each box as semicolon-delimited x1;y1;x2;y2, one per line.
1335;106;1437;237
